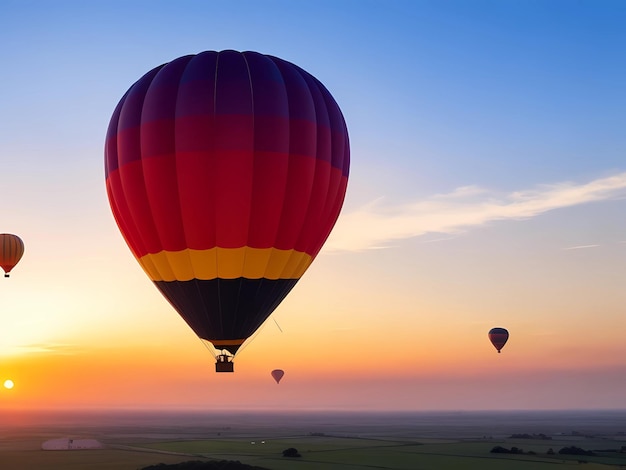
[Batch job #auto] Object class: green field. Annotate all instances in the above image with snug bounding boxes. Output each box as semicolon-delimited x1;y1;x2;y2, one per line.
4;433;626;469
124;435;626;470
2;410;626;469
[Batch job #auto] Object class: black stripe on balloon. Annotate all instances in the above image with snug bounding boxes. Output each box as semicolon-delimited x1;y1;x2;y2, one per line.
153;278;299;342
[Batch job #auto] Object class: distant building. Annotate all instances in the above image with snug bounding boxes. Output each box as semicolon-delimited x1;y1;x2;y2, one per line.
41;438;103;450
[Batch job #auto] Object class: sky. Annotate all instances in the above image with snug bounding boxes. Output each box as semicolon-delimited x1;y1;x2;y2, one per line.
1;0;626;412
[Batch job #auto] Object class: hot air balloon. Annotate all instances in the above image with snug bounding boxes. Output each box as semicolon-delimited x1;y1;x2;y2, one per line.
105;50;349;373
271;369;285;384
0;234;24;278
488;327;509;353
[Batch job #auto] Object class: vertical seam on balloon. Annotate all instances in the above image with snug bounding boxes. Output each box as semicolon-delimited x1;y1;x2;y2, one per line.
311;80;339;258
240;54;287;339
281;65;322;278
202;52;222;342
115;70;167;282
231;50;256;348
176;58;197;282
306;76;344;265
260;56;289;337
11;237;15;269
272;63;304;281
154;57;193;282
178;54;217;341
237;58;285;339
106;93;146;264
138;67;174;284
246;54;272;337
109;98;146;270
214;51;224;340
193;52;220;342
238;51;257;339
311;79;346;260
303;74;328;261
258;56;295;335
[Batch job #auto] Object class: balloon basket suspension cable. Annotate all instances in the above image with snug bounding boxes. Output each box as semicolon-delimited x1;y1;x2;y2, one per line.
210;318;273;373
225;314;285;365
231;313;280;359
197;338;234;373
197;337;217;359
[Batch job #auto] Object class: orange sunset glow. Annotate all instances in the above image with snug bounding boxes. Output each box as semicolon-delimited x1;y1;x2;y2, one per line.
2;0;626;417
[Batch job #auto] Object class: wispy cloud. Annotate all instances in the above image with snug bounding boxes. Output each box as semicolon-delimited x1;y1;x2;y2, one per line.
13;343;78;355
326;172;626;252
563;244;600;250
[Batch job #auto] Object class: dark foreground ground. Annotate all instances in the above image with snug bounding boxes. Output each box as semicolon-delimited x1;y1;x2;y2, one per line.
1;409;625;469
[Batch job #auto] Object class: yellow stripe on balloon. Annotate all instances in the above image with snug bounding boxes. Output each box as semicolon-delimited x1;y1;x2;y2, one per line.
138;247;313;281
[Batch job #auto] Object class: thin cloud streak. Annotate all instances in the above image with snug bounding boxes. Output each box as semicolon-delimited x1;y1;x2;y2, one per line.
327;172;626;252
563;245;600;250
13;343;79;355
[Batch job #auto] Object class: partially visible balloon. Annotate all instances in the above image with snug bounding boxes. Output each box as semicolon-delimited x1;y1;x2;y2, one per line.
0;234;24;278
105;50;349;371
271;369;285;384
488;327;509;353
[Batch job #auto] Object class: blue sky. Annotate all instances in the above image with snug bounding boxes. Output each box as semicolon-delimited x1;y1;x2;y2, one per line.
1;0;626;410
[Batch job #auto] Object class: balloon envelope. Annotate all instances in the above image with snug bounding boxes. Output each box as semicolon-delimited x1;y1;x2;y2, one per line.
105;50;349;356
0;234;24;277
271;369;285;384
488;327;509;353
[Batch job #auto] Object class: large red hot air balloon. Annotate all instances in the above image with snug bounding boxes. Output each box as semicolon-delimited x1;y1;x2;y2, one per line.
488;327;509;353
105;50;349;372
0;234;24;278
271;369;285;384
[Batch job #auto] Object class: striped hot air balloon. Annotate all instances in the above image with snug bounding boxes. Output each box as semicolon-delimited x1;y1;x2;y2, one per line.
488;327;509;353
105;50;349;372
0;233;24;278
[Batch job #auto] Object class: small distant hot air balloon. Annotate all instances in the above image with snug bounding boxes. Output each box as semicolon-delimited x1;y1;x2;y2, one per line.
271;369;285;384
488;327;509;353
0;234;24;278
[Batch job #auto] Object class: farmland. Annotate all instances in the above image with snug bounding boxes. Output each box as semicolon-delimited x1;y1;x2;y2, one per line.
1;410;625;469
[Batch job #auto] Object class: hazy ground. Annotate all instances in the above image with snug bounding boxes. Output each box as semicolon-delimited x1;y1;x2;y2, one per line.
1;409;625;469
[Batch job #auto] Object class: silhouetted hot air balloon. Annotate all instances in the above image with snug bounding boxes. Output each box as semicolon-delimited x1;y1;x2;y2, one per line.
271;369;285;384
0;234;24;278
105;50;349;373
488;327;509;353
